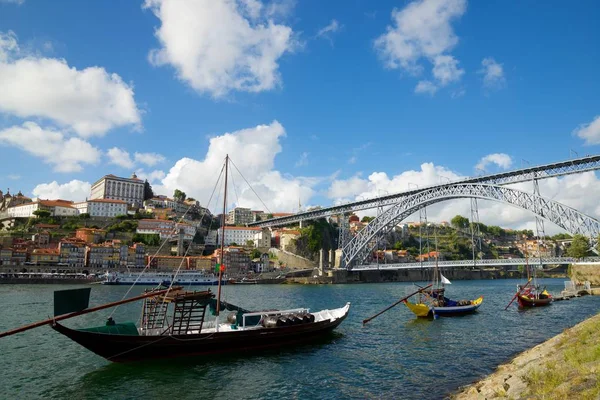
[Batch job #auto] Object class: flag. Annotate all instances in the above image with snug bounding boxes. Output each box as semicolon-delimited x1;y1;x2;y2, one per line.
215;263;220;274
440;274;452;285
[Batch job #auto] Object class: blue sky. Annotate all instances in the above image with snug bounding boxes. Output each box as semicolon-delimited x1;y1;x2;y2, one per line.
1;0;600;229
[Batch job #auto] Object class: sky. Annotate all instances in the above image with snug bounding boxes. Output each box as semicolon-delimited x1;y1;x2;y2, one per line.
1;0;600;233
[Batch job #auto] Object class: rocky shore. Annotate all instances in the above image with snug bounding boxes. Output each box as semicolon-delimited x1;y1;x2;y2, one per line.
451;312;600;399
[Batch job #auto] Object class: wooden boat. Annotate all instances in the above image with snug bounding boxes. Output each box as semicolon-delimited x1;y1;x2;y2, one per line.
506;247;553;310
404;227;483;318
404;296;483;318
50;288;350;362
516;287;552;308
0;155;351;362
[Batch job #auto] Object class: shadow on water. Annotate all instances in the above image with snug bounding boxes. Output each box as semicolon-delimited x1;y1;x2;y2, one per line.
43;331;345;399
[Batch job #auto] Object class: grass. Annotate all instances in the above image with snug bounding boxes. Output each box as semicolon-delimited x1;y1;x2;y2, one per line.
523;317;600;399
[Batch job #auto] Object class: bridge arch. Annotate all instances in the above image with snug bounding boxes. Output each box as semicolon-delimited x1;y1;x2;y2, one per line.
342;183;600;268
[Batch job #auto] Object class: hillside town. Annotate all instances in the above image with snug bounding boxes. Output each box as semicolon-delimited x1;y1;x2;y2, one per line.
0;173;585;279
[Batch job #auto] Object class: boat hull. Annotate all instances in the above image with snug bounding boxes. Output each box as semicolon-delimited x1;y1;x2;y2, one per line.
405;296;483;318
517;295;552;308
51;306;349;363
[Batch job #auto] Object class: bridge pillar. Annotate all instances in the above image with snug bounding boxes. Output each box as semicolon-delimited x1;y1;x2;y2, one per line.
318;249;324;276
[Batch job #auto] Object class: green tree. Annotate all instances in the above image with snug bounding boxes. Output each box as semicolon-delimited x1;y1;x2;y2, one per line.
250;248;261;259
451;215;469;230
361;216;375;223
144;180;154;200
33;210;51;219
173;189;186;202
567;234;591;258
79;213;90;220
266;213;273;219
246;239;254;247
393;241;405;250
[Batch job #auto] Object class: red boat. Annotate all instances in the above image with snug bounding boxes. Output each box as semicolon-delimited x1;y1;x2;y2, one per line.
516;286;553;308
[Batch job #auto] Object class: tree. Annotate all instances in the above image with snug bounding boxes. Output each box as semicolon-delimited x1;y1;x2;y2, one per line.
266;213;274;219
567;235;591;258
144;180;154;200
173;189;186;202
246;240;254;247
250;248;261;259
33;210;51;219
79;213;90;219
187;197;196;202
451;215;469;230
361;216;375;223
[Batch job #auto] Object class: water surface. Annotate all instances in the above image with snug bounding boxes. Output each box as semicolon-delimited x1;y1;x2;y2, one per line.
1;279;598;399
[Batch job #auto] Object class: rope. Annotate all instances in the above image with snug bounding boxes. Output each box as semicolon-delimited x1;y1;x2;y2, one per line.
109;163;226;319
229;157;272;215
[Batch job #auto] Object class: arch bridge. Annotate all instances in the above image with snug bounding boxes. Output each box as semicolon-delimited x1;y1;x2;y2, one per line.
341;183;600;269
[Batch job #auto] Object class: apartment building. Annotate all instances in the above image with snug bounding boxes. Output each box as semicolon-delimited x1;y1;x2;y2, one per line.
7;199;78;218
73;198;128;217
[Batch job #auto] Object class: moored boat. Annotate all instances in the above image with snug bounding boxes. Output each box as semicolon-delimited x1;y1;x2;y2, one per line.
404;295;484;318
103;271;227;286
50;288;349;362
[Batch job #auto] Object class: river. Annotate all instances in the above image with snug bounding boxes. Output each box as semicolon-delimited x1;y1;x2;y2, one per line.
1;279;598;399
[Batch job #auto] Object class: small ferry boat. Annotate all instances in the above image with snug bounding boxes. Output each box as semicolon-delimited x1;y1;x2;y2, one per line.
103;271;227;286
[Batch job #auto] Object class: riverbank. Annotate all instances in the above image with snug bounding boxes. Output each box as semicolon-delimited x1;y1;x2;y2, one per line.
452;311;600;399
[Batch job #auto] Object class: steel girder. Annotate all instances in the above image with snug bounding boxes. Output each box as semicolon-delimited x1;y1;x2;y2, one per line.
351;257;600;271
342;183;600;268
249;155;600;228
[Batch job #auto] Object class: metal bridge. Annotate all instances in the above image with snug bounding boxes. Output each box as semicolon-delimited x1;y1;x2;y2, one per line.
341;183;600;268
247;154;600;270
351;257;600;271
249;154;600;228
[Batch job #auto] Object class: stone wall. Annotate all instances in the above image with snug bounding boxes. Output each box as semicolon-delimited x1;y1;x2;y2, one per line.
269;248;316;270
570;263;600;285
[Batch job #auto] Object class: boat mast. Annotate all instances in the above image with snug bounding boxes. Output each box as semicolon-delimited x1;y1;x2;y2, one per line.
216;154;229;319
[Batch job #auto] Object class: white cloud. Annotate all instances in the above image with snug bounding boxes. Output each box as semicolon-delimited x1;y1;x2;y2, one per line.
0;31;141;137
316;19;342;44
0;122;101;172
374;0;467;91
134;152;166;166
158;121;318;211
107;147;135;169
144;0;298;98
573;115;600;146
478;57;505;88
475;153;513;171
32;180;91;202
432;54;464;85
415;80;438;95
295;152;308;167
136;169;166;184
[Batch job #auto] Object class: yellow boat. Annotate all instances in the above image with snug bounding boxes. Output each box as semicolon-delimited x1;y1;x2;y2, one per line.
404;296;483;318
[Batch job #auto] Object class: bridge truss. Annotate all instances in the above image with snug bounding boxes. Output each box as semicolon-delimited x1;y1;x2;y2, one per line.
250;154;600;228
341;183;600;268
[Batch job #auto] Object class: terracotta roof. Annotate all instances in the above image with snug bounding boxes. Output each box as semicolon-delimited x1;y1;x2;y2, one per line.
32;249;59;255
222;226;261;231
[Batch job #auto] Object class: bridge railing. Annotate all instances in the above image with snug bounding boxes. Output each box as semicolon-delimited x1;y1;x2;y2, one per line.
349;256;600;271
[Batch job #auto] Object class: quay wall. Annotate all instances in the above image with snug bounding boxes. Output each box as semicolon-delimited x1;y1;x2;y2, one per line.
569;263;600;285
269;248;317;270
330;268;550;284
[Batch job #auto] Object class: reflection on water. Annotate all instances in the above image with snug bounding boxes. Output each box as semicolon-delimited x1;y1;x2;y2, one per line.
1;279;599;400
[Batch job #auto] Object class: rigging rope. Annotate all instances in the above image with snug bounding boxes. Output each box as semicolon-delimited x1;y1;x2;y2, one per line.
228;157;273;215
110;163;226;319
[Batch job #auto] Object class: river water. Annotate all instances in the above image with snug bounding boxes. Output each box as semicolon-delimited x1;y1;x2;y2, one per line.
1;279;599;399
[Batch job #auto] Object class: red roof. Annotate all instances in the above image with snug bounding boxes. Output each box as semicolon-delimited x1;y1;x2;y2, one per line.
87;198;127;204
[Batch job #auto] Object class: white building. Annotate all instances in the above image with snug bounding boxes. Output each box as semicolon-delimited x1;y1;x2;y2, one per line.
253;229;271;248
218;226;270;247
73;199;128;218
90;173;145;207
7;200;78;218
